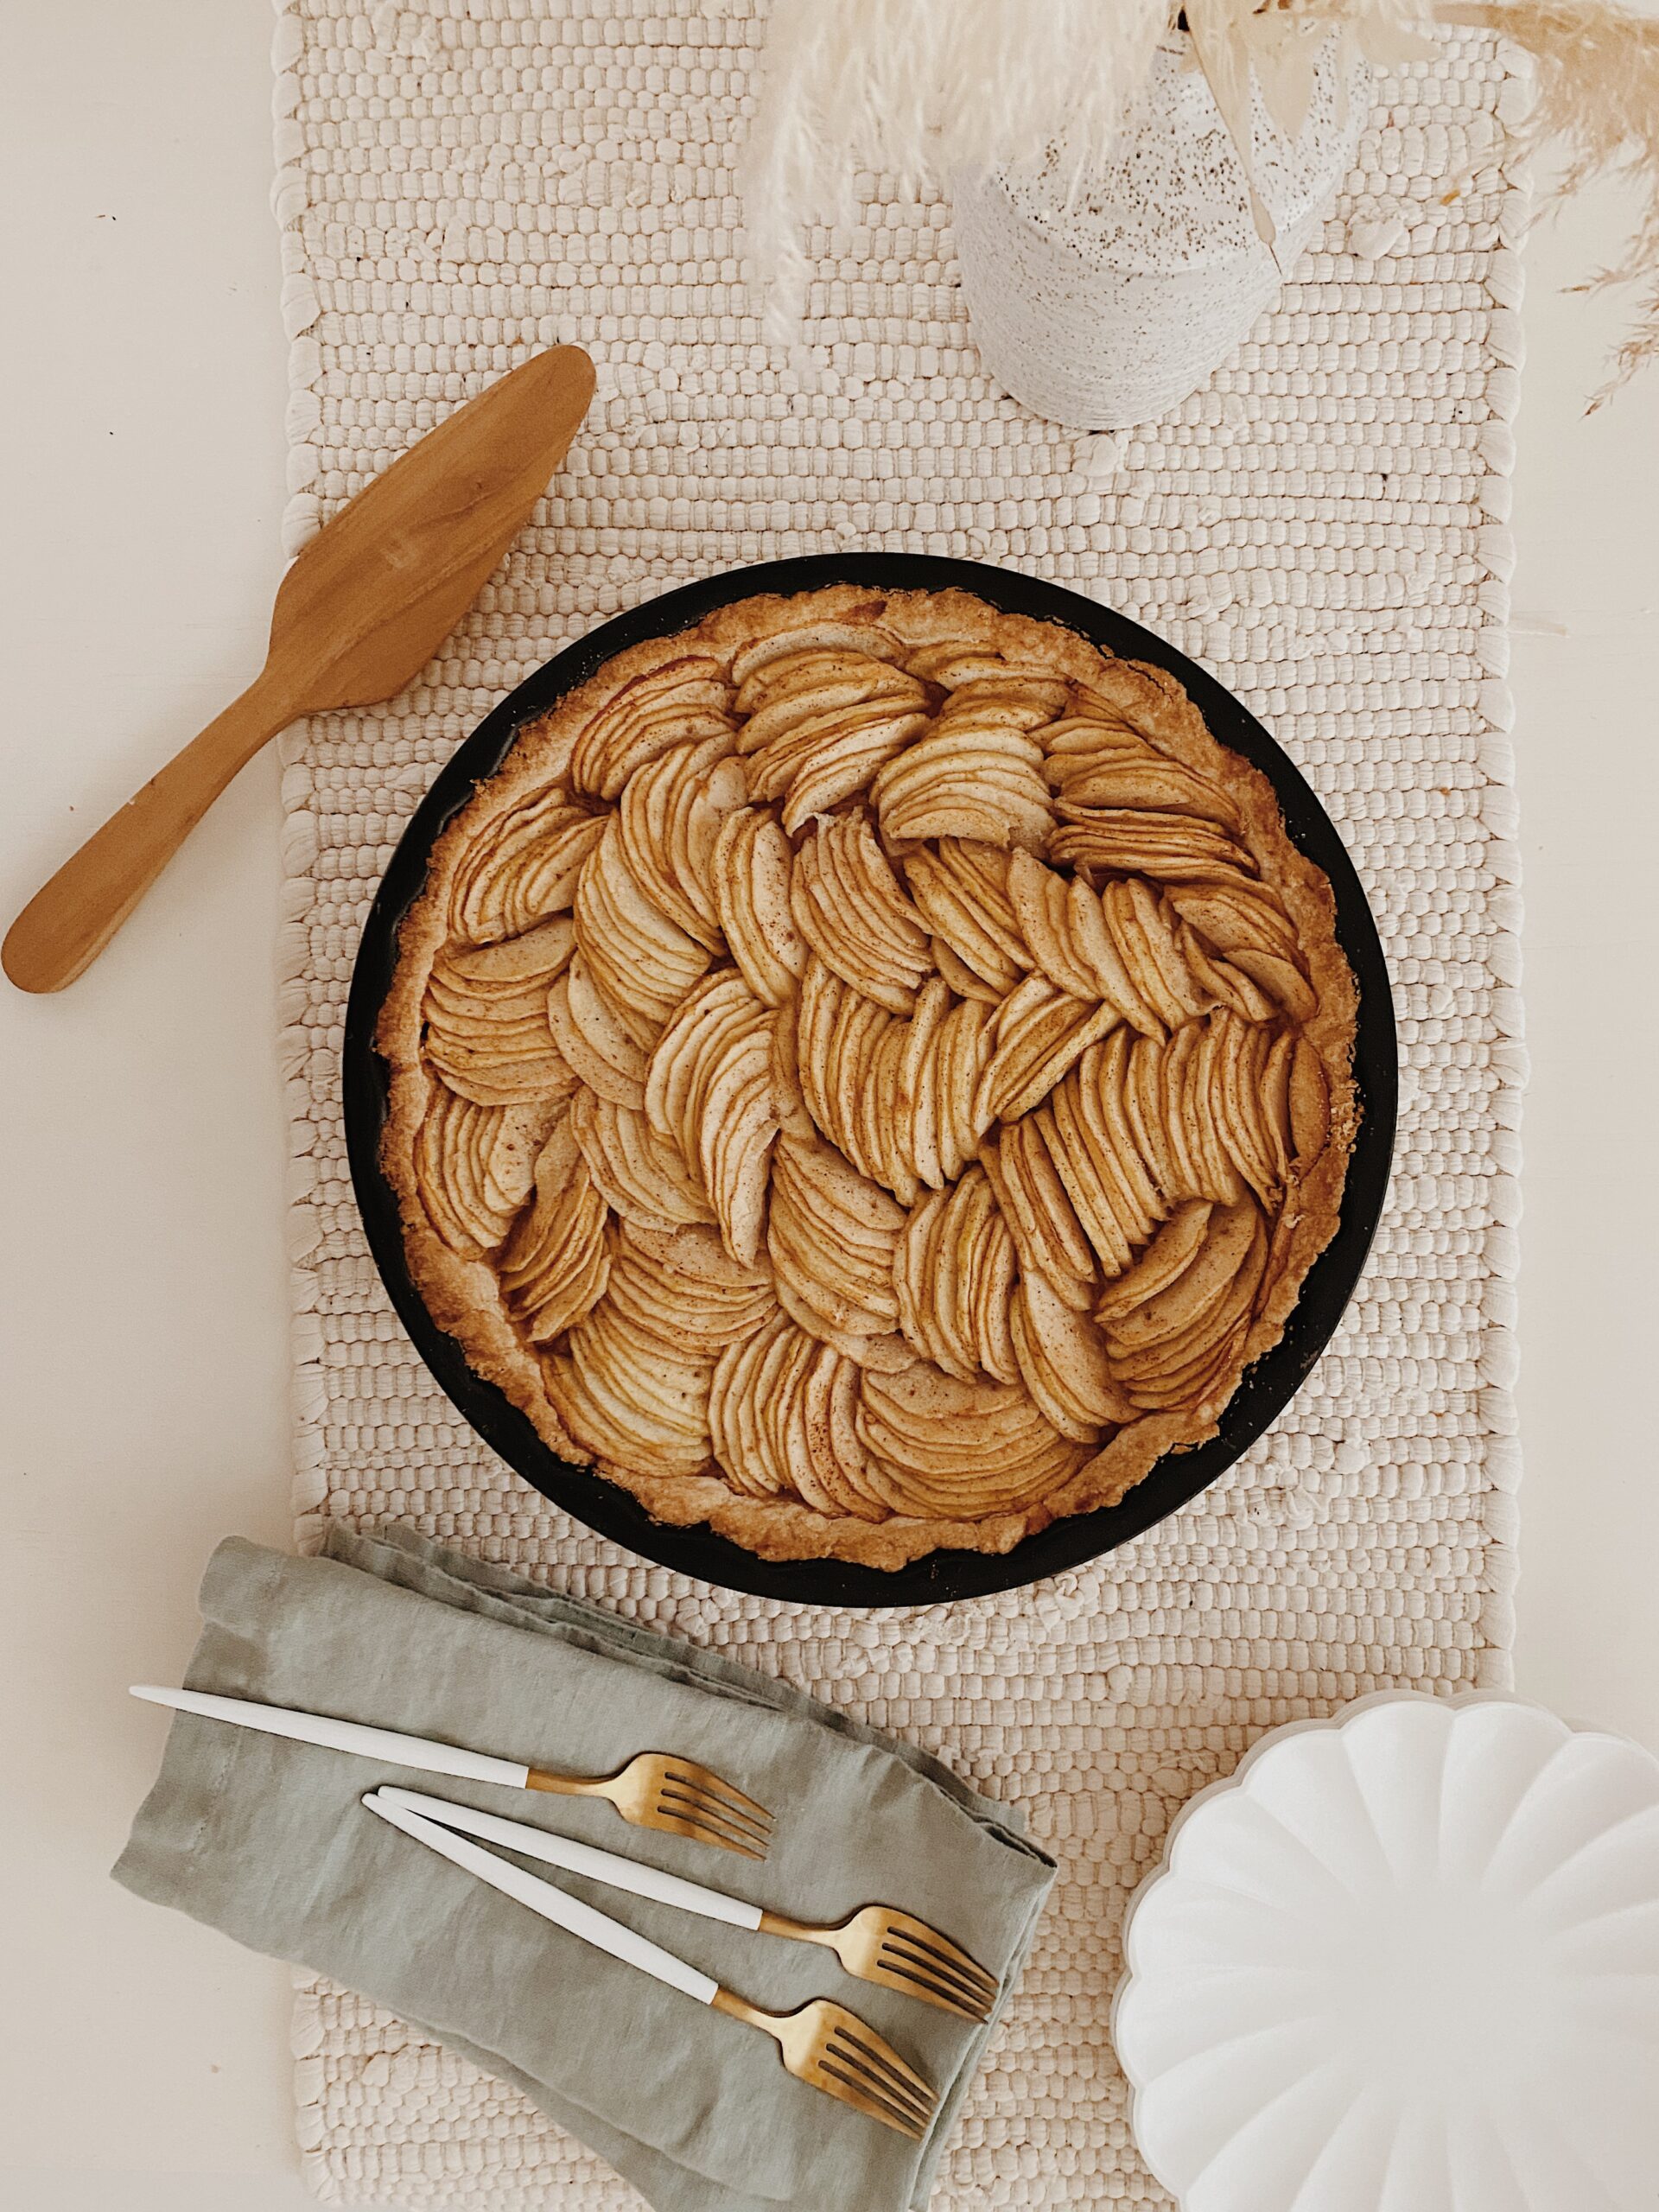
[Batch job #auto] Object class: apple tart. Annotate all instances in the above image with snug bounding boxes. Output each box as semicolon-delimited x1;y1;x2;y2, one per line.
378;585;1358;1567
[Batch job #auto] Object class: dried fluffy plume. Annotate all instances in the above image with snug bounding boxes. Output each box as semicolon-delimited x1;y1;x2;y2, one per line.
741;0;1169;354
740;2;1440;348
744;0;1658;404
1446;2;1659;404
1185;2;1433;238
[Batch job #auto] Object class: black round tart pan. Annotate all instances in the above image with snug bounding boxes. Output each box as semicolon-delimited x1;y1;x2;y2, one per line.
344;555;1395;1608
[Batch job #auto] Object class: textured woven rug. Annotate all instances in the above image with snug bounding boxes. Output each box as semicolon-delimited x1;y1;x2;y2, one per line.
271;3;1528;2204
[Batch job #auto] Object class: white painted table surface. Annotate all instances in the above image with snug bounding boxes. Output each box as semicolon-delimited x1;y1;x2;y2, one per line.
1;6;1654;2208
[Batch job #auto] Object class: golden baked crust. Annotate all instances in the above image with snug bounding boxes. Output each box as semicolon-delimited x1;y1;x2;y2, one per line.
378;584;1359;1567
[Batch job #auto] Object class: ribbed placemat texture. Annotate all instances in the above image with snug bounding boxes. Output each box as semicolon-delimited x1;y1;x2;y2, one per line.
271;3;1528;2203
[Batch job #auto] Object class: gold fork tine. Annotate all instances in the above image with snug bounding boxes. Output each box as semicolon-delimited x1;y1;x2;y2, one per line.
814;2056;931;2138
822;2057;933;2138
871;1949;994;2021
880;1942;995;2005
654;1778;774;1831
828;2023;937;2111
877;1936;998;2012
888;1917;999;1994
656;1779;772;1847
674;1808;769;1855
664;1804;774;1858
809;2058;928;2139
648;1808;768;1860
660;1765;774;1828
822;2054;933;2140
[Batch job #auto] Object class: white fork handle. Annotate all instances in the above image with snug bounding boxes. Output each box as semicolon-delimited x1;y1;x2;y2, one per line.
130;1684;529;1790
364;1791;720;2005
380;1786;765;1932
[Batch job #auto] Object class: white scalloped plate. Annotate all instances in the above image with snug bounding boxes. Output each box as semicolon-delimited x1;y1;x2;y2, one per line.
1112;1693;1659;2212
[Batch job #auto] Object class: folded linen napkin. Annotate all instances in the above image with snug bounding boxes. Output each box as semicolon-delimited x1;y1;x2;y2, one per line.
115;1526;1055;2211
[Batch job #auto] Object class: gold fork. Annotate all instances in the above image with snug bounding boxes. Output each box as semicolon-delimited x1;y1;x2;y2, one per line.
527;1751;773;1859
711;1989;938;2139
367;1792;937;2138
129;1688;773;1860
755;1903;998;2022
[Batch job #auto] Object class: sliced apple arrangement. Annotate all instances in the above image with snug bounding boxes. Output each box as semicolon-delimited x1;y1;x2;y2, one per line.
380;588;1357;1566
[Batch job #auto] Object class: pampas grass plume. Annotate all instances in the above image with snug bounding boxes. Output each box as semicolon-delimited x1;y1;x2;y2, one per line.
742;0;1659;399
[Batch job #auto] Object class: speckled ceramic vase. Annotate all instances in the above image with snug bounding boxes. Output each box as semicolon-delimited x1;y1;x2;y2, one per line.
952;36;1370;429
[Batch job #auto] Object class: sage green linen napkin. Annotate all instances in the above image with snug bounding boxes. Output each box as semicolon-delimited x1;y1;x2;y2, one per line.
114;1526;1055;2210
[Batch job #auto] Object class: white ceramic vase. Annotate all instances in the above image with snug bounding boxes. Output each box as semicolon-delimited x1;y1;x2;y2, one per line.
951;37;1370;429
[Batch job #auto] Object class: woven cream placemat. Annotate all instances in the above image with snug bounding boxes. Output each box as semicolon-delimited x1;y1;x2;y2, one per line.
270;4;1528;2203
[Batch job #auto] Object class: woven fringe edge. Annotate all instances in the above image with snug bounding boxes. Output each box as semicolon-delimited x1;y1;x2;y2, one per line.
270;0;328;1568
1466;35;1534;1690
270;0;340;2199
268;8;1533;2192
